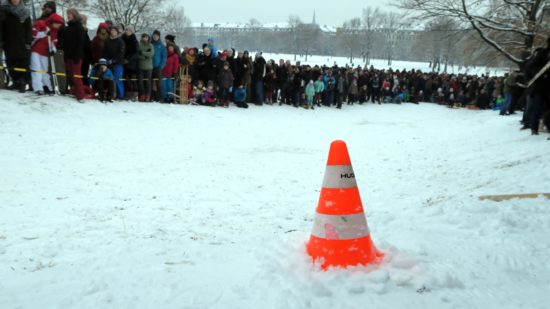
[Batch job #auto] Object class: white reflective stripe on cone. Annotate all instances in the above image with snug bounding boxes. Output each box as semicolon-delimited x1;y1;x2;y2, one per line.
311;213;370;240
322;165;357;189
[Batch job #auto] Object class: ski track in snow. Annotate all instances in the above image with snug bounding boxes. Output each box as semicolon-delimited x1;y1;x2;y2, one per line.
0;92;549;308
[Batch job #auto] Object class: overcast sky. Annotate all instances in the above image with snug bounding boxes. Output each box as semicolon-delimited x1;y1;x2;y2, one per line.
184;0;395;27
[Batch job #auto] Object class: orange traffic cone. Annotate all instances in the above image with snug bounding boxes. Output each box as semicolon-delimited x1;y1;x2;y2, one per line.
306;140;383;270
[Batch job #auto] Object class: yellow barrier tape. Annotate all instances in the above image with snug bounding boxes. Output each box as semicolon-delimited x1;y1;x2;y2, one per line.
0;65;176;81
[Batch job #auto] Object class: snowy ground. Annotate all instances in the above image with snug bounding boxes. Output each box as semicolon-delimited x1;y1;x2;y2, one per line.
1;92;549;308
260;53;510;76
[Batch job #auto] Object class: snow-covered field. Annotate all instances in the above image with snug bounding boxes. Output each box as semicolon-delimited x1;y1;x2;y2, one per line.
260;52;510;76
1;92;549;308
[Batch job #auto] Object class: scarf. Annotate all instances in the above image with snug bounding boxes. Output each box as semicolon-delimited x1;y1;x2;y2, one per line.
3;0;30;23
186;53;196;65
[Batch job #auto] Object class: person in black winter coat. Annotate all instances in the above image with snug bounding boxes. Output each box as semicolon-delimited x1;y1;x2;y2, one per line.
196;46;216;86
103;26;126;99
276;59;288;103
0;0;32;92
80;14;92;87
523;36;550;135
58;8;86;101
252;52;266;105
122;26;139;98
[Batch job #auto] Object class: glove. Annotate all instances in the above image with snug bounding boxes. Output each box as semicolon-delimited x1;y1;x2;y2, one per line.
229;87;233;93
50;46;57;56
35;31;47;39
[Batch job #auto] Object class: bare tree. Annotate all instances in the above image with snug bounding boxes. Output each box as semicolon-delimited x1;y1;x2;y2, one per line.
287;15;302;61
361;7;382;64
397;0;550;71
339;17;362;64
380;11;407;66
158;5;192;46
94;0;165;32
296;23;321;61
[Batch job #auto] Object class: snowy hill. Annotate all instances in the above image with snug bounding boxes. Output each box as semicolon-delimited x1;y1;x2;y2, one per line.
0;92;549;308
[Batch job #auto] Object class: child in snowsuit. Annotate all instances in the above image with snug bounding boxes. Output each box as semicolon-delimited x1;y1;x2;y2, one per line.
30;13;64;95
217;62;234;107
194;80;205;104
90;58;115;102
202;81;217;105
314;76;324;107
233;84;248;108
305;80;316;109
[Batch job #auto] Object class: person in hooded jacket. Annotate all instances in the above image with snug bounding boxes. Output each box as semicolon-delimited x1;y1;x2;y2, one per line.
151;30;166;102
30;13;64;95
137;33;154;102
122;26;139;100
91;22;110;65
103;26;125;99
161;44;180;103
0;0;32;92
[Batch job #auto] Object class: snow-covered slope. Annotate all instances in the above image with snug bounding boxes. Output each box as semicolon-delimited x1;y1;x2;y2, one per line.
260;52;509;76
0;92;549;308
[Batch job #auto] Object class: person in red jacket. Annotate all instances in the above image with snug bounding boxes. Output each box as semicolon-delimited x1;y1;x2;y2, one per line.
30;13;64;95
161;44;180;103
90;22;109;64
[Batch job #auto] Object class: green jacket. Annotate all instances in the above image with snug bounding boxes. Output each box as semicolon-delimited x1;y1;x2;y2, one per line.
138;41;154;71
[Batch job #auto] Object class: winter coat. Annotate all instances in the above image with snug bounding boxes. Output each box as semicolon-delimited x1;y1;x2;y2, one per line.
151;39;167;69
314;80;324;93
218;68;234;89
138;40;154;71
197;52;216;84
348;82;359;95
277;64;288;86
305;82;315;98
122;33;139;71
161;50;180;78
103;36;125;66
60;20;86;61
233;87;246;103
0;1;32;60
89;65;114;86
236;56;252;85
31;14;64;57
91;23;109;63
252;56;266;81
203;87;216;103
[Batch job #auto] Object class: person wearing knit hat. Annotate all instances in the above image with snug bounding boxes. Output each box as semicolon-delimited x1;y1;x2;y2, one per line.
151;30;166;102
137;32;154;102
38;1;56;20
91;22;110;64
30;13;64;95
103;24;126;99
122;25;139;100
164;34;181;59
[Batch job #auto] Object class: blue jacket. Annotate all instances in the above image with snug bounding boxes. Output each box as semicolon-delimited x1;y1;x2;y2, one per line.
233;87;247;103
152;39;167;69
89;66;115;85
